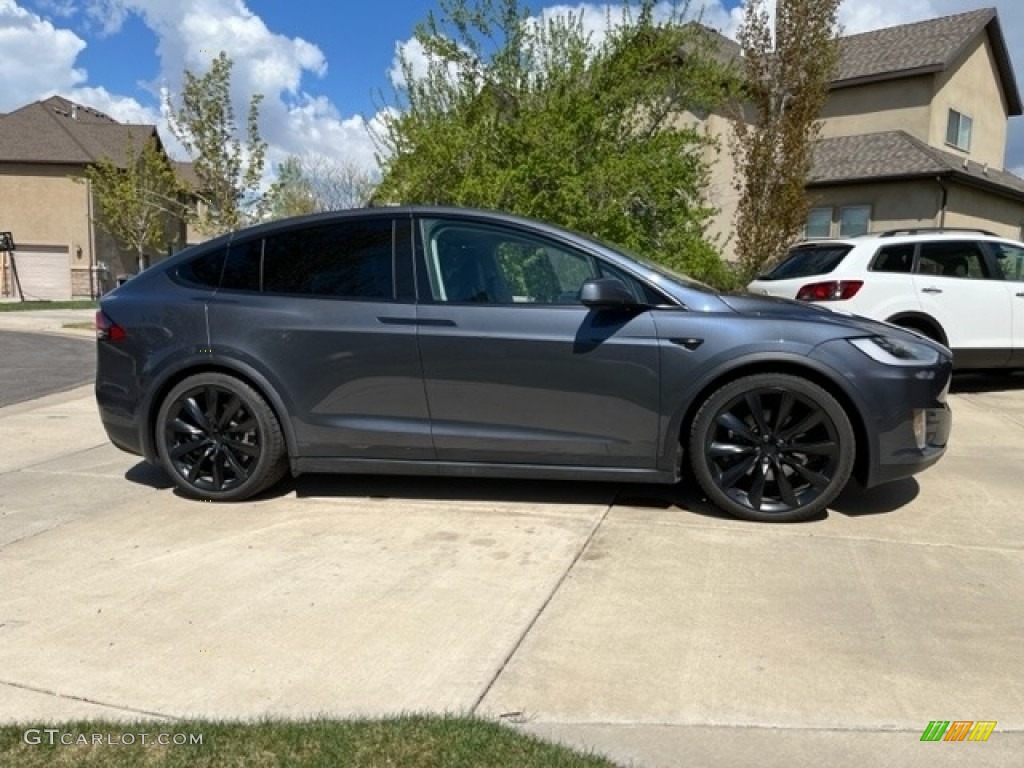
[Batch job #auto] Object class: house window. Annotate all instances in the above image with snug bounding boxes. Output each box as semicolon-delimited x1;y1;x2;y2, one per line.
805;207;832;238
839;205;871;236
946;109;972;151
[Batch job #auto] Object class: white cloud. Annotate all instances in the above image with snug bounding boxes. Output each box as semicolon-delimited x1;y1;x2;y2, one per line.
66;86;157;124
6;0;1024;180
0;0;87;110
71;0;379;176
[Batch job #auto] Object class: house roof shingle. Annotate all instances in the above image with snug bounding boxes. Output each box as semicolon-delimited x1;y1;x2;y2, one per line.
173;161;201;191
833;7;1020;115
809;130;1024;201
0;95;158;165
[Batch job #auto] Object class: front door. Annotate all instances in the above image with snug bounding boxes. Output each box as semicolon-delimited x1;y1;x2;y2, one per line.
912;240;1012;367
413;217;661;468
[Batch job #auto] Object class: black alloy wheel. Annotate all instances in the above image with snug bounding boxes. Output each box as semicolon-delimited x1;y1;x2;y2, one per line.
690;374;855;522
156;373;287;500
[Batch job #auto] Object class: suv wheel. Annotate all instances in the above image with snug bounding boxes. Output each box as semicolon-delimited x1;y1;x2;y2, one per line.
156;373;288;501
689;374;855;523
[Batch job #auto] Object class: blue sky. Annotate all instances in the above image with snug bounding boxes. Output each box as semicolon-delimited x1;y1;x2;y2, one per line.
48;0;444;122
2;0;1023;175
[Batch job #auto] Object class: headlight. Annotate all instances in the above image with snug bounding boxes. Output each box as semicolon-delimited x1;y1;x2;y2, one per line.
848;336;941;366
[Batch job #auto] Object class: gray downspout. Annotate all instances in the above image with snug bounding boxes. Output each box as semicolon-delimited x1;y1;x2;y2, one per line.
86;177;98;298
935;176;948;229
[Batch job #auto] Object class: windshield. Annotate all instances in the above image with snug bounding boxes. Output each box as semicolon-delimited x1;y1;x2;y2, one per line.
575;231;716;292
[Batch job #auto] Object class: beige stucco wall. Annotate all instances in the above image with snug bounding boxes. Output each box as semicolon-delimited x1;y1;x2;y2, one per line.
930;35;1008;170
698;113;742;260
941;183;1024;238
0;163;102;297
805;180;943;236
819;76;933;141
0;163;90;262
0;163;189;297
805;178;1024;240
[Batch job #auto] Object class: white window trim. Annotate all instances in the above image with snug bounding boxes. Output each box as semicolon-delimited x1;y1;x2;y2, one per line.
946;109;973;152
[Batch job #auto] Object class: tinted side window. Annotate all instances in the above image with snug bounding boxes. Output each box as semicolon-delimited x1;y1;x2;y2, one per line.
221;238;262;292
176;248;224;288
870;244;914;273
916;241;989;279
421;220;598;304
992;243;1024;281
762;245;852;280
262;219;394;299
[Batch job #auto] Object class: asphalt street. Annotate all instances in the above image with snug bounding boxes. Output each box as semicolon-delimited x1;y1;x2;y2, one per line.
0;331;95;408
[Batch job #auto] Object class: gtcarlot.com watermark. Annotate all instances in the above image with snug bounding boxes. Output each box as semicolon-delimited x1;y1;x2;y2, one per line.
23;728;203;747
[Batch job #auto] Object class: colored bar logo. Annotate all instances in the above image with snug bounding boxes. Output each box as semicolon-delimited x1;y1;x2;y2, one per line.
920;721;996;742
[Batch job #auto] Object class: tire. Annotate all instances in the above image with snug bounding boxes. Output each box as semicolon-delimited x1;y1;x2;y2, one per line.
156;372;288;501
689;374;855;523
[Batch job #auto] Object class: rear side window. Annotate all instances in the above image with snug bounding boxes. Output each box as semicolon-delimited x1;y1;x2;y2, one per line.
761;245;852;280
263;219;395;299
176;248;224;288
870;244;914;273
222;239;261;292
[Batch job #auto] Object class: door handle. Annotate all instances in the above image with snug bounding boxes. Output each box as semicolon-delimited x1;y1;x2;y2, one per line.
921;287;943;294
1016;292;1024;298
377;317;456;327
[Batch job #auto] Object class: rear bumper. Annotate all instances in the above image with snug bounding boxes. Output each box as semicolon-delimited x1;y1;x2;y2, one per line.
96;383;145;458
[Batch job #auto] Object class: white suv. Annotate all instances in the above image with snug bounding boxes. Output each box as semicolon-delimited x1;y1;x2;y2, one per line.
747;228;1024;370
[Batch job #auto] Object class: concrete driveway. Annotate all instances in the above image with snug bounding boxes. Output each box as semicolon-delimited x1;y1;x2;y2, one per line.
0;344;1021;766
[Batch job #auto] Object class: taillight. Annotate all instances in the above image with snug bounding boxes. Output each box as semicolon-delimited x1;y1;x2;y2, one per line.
95;310;127;341
795;280;863;301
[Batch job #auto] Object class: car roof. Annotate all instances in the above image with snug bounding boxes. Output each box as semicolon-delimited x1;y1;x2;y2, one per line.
791;230;1023;250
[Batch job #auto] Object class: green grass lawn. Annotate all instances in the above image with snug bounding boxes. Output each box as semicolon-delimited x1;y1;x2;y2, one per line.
0;300;97;312
1;715;620;768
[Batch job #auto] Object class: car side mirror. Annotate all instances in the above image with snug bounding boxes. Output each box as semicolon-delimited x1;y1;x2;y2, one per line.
579;278;637;308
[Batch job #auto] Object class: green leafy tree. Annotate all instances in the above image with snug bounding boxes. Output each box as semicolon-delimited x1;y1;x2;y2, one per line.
167;51;266;236
263;156;318;220
375;0;736;286
302;154;378;211
263;154;378;219
85;134;185;272
730;0;840;278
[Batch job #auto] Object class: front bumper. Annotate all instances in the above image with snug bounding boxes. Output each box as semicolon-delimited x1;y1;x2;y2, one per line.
869;403;951;487
810;338;953;489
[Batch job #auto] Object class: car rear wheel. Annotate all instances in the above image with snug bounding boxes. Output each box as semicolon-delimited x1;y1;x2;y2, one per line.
689;374;855;523
156;373;288;501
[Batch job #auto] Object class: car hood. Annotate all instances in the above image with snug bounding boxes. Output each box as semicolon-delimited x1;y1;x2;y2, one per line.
719;293;912;338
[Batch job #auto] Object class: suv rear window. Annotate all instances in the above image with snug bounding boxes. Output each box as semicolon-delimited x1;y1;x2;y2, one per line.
760;245;852;280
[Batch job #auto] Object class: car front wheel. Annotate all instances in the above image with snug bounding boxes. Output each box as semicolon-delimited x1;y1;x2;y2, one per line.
156;373;288;501
689;374;855;523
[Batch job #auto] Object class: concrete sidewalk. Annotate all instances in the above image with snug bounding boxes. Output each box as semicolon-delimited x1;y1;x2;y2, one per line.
1;379;1022;766
0;307;96;338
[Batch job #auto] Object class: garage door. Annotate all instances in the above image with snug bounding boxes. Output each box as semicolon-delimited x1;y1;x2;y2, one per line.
11;246;71;300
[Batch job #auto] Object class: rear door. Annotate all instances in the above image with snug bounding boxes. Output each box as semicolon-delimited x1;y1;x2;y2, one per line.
412;216;662;468
206;214;434;461
912;240;1012;366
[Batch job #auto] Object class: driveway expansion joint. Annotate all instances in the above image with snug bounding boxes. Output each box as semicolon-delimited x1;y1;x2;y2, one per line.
469;498;616;716
0;679;175;721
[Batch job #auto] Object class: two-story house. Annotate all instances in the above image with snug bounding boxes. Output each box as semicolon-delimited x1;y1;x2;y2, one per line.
0;95;187;300
706;6;1024;259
